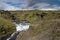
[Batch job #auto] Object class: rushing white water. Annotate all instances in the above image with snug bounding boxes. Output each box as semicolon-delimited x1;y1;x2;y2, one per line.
15;22;30;31
7;32;19;40
7;21;30;40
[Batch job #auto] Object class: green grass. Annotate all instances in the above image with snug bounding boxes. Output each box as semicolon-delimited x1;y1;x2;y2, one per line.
0;17;16;40
0;10;60;40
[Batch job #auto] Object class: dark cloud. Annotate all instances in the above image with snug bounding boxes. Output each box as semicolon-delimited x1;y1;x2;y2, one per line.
27;0;49;7
27;0;58;7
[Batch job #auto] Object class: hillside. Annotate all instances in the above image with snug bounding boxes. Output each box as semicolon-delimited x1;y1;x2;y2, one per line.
0;10;60;40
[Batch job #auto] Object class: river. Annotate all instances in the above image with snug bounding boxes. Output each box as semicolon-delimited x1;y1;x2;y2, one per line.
7;21;30;40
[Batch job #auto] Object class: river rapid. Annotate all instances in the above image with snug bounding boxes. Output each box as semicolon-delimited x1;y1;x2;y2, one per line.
7;21;30;40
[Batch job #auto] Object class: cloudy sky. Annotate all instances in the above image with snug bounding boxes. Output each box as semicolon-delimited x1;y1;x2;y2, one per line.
0;0;60;10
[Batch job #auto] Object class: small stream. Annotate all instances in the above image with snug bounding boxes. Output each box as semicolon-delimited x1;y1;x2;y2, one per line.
7;21;30;40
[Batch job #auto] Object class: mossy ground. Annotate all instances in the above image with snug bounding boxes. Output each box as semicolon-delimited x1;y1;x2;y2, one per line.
0;10;60;40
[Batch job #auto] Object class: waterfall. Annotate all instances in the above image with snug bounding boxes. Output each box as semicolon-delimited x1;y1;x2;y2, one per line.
15;22;30;31
7;21;30;40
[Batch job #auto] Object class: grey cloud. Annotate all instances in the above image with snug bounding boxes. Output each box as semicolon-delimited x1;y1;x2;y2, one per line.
27;0;56;7
27;0;48;7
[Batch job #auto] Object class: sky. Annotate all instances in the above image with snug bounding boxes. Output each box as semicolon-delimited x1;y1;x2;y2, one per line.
0;0;60;10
